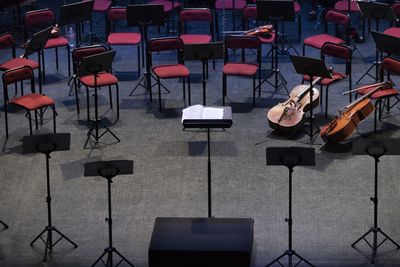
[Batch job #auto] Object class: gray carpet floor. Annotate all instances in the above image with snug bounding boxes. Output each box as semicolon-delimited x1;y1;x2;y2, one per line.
1;1;400;266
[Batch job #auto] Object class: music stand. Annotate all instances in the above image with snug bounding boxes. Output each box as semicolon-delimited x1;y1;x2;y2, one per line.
351;138;400;264
84;160;135;267
0;220;8;229
184;42;224;106
127;4;166;98
356;2;396;84
182;106;232;218
372;31;400;58
77;51;120;148
265;146;315;267
24;26;52;94
59;1;94;46
290;55;332;144
22;133;78;262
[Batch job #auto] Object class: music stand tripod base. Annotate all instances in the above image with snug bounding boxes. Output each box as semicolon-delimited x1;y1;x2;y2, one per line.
85;160;135;267
265;147;315;267
0;220;8;229
23;133;78;262
351;138;400;264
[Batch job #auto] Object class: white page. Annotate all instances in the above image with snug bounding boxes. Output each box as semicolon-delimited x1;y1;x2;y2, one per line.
202;107;224;119
182;105;204;122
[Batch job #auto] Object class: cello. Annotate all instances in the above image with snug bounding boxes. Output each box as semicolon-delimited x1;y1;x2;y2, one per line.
267;74;327;132
320;81;393;143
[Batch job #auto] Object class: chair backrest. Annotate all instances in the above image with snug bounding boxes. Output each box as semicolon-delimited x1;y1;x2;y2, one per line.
325;10;350;26
148;37;184;53
24;8;55;29
242;5;257;20
392;2;400;18
0;33;16;58
179;8;212;23
225;35;260;50
107;7;127;21
380;56;400;78
72;45;109;62
3;66;34;86
321;42;352;61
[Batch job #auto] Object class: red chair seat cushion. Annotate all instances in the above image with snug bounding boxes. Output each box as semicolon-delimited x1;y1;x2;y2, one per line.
357;87;399;99
334;0;360;12
11;93;54;110
152;64;190;79
304;71;346;86
383;27;400;38
148;0;181;13
93;0;112;12
223;63;258;76
108;32;141;45
45;36;68;49
0;58;39;71
180;34;212;44
304;34;344;49
79;72;118;87
215;0;246;10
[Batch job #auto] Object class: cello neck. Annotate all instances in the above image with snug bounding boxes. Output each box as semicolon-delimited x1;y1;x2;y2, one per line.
343;81;391;111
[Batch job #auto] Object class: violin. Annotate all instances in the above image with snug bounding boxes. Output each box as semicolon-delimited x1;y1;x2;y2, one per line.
245;25;273;38
267;74;325;132
320;81;393;143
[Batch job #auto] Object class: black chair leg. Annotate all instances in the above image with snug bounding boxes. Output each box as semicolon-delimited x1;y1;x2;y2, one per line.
52;105;57;133
222;74;226;106
188;77;191;106
116;84;120;119
27;111;33;135
4;101;9;139
252;76;255;107
109;85;113;109
86;86;90;121
74;78;80;114
158;77;162;112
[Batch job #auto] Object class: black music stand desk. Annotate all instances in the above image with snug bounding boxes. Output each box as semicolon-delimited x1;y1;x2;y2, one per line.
290;55;332;144
127;4;165;97
149;217;253;267
23;133;77;262
85;160;135;267
372;31;400;57
356;2;397;83
59;1;94;46
78;50;120;148
265;146;315;267
182;105;232;218
184;42;224;106
351;138;400;263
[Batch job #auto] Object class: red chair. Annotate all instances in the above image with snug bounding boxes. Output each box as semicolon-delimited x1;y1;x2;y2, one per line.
23;8;70;78
334;0;360;13
107;7;141;76
303;10;349;56
383;2;400;38
356;57;400;133
223;35;261;107
147;37;191;111
0;33;43;93
304;43;353;118
215;0;247;34
179;8;213;44
2;66;56;138
72;45;119;121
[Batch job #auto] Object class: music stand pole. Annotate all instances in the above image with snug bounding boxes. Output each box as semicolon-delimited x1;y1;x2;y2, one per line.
265;147;315;267
0;220;8;229
351;138;400;264
85;160;135;267
23;133;78;262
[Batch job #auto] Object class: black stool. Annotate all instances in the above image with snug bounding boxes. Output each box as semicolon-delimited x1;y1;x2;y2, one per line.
85;160;135;267
265;147;315;267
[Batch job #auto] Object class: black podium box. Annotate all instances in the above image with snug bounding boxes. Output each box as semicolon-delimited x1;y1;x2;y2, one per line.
148;217;254;267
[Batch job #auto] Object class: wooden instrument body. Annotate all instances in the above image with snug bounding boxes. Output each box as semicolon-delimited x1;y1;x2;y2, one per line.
320;98;374;143
267;84;320;132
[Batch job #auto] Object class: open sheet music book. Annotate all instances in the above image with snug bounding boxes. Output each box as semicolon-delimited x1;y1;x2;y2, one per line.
182;105;225;122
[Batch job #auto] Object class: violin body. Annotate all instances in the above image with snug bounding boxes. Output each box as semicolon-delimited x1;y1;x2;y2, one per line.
267;84;320;132
320;98;374;143
245;25;273;38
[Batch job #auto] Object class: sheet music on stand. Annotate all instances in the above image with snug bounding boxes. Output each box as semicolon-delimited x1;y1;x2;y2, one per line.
182;105;232;128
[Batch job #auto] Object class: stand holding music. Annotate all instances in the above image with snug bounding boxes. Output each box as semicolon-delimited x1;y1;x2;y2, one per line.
182;105;232;217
